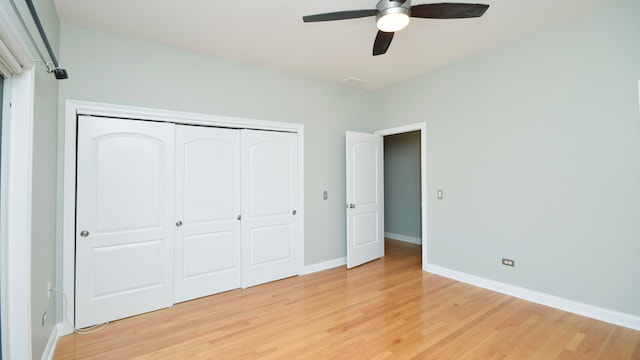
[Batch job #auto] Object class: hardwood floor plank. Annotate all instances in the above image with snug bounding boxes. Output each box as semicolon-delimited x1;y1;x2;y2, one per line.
54;240;640;359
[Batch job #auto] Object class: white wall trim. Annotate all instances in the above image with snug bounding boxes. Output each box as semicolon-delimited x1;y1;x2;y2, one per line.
376;123;424;136
40;326;58;360
375;122;427;270
303;257;346;275
425;263;640;331
68;100;303;132
385;232;422;245
61;100;305;335
1;67;35;358
297;125;305;281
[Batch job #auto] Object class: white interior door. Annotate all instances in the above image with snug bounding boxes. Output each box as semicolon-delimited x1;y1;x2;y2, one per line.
346;131;384;268
75;116;174;328
174;125;241;303
241;130;300;288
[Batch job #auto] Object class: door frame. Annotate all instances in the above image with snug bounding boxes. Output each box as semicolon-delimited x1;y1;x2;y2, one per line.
375;122;427;270
61;100;305;334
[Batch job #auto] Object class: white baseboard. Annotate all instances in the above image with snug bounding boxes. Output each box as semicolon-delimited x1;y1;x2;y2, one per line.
303;257;346;275
385;232;421;245
424;263;640;331
58;322;73;336
41;326;59;360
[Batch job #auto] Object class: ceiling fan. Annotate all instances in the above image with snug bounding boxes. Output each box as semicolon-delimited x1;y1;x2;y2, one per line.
303;1;490;56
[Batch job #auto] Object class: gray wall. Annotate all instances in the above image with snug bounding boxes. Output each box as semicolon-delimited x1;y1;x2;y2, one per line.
374;0;640;316
0;0;61;357
57;24;380;268
384;131;421;240
29;0;60;357
30;61;58;360
55;0;639;336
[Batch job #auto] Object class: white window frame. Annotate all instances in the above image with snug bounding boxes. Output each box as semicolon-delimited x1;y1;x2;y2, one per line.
1;67;35;360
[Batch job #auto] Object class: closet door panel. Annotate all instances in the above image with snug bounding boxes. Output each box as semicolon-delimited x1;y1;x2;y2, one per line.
241;130;300;288
75;115;302;325
174;125;241;303
75;116;175;328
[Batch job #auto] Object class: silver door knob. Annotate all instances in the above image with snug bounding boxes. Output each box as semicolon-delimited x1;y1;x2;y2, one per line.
237;215;241;221
348;203;356;209
292;210;297;215
176;220;183;227
80;230;89;237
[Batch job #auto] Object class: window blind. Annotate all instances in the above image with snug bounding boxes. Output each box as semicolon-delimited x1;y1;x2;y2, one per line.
0;6;32;75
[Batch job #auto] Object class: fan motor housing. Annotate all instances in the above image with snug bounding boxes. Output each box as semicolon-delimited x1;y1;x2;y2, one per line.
376;0;412;32
376;0;412;14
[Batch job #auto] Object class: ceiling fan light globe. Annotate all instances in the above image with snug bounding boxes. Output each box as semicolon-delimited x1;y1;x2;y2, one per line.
376;11;410;32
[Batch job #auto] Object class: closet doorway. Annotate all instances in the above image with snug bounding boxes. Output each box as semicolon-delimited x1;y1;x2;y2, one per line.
63;101;305;332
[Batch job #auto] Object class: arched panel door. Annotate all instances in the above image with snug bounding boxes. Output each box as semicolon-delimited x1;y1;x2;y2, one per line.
75;116;174;328
346;131;383;268
241;130;300;287
174;125;241;303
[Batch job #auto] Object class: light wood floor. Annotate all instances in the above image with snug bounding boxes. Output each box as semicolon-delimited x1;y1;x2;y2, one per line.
55;240;640;359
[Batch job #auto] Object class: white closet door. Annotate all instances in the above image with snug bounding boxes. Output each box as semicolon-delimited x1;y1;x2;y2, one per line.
241;130;300;288
174;125;241;303
75;116;175;328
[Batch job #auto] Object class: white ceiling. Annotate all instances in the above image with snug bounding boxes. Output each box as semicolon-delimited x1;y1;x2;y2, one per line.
52;0;627;90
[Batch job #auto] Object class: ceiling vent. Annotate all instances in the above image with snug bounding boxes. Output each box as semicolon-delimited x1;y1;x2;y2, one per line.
342;77;370;89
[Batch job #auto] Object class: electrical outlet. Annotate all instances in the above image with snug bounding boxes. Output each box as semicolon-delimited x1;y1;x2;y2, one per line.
502;258;515;267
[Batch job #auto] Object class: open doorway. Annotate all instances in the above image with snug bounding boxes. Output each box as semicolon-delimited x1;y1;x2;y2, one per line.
345;123;426;270
376;123;427;270
383;131;422;247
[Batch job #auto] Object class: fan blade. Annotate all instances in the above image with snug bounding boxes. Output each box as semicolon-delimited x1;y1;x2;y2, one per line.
373;31;394;56
410;3;489;19
303;9;377;22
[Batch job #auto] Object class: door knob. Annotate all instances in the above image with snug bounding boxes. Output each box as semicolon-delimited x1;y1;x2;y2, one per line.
80;230;89;237
292;210;297;215
176;220;183;227
237;215;241;221
348;203;356;209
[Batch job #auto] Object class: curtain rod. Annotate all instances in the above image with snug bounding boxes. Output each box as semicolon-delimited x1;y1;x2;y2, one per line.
23;0;67;79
